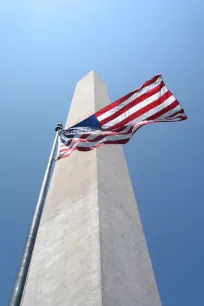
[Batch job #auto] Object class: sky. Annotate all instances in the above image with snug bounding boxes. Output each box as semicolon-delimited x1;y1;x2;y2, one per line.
0;0;203;305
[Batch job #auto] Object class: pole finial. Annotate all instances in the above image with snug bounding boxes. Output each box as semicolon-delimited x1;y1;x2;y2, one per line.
55;123;63;132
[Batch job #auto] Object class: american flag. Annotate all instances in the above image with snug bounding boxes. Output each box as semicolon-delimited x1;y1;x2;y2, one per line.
58;74;187;159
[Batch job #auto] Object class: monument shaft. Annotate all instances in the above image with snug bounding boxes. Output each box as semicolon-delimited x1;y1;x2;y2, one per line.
21;71;161;305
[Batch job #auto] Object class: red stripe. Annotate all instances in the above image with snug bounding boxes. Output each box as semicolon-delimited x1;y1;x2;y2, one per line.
59;108;186;156
80;134;89;139
60;130;132;152
166;109;184;119
108;90;173;130
73;139;129;150
103;139;129;145
111;125;133;133
60;125;135;151
168;115;186;120
100;82;165;126
58;137;130;158
58;73;188;160
145;100;179;121
58;138;130;158
59;148;70;153
95;74;161;117
130;115;186;137
67;139;72;146
58;112;187;160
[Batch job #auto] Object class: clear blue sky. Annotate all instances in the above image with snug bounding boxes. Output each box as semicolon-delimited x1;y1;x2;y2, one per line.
0;1;203;305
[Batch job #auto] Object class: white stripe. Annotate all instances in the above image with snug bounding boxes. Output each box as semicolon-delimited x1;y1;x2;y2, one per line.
86;129;116;141
118;124;133;134
59;133;132;156
61;124;132;149
79;133;130;147
61;129;104;146
168;113;186;120
58;107;185;158
77;125;133;145
157;105;182;120
65;132;131;151
165;116;185;121
97;76;163;122
59;100;180;155
129;95;176;125
102;86;169;129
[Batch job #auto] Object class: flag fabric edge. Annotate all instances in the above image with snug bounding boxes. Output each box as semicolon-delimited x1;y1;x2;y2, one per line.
58;74;187;159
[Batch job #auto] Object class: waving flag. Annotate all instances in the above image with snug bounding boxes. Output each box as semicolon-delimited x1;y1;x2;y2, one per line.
58;74;187;159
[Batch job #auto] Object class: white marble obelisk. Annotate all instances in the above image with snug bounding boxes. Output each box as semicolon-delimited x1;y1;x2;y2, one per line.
21;71;162;306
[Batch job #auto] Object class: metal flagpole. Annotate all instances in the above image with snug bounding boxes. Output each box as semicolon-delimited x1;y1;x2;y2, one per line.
9;123;63;306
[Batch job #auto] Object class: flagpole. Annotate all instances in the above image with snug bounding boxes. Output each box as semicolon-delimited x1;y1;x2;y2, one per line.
9;123;63;306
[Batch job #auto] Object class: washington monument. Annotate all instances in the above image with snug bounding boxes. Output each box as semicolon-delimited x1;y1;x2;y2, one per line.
20;71;161;305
